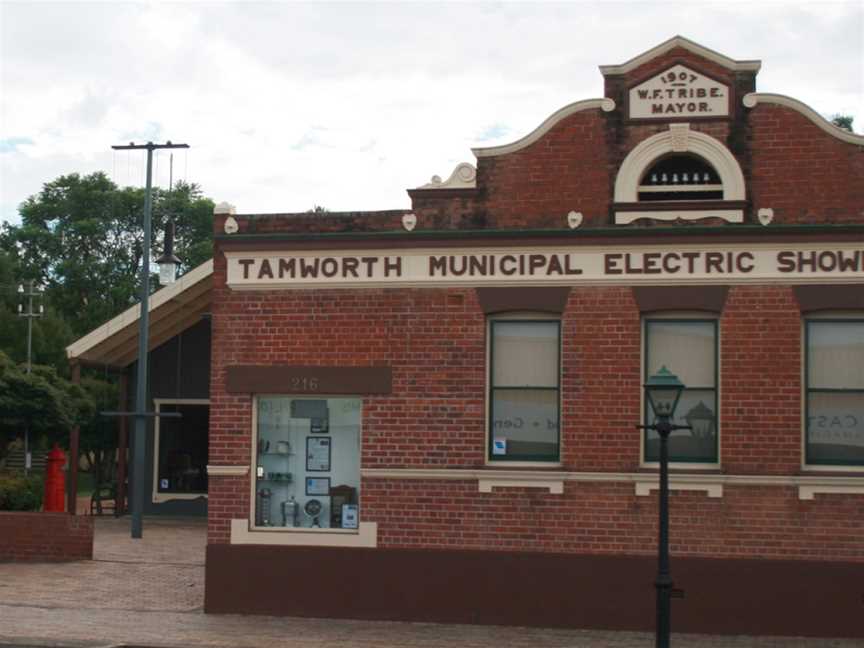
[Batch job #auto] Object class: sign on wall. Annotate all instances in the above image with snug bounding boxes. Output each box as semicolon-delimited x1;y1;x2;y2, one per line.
629;65;729;119
225;244;863;290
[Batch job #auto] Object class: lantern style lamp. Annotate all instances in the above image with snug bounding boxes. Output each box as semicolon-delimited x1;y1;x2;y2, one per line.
641;365;688;648
645;365;685;421
156;220;181;285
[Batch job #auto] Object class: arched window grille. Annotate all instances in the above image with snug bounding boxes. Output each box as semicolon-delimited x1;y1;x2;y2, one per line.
638;154;723;202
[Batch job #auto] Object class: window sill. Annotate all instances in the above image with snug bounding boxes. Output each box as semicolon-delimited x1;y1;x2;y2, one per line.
478;474;564;494
207;464;249;477
633;474;723;498
230;519;378;547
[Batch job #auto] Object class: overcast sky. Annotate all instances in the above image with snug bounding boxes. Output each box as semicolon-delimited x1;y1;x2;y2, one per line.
1;1;862;226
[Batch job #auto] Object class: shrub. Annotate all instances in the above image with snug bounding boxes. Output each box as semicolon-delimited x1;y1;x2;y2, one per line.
0;471;44;511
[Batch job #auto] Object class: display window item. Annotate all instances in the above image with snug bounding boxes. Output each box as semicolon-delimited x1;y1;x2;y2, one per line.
304;498;323;527
306;436;331;471
306;476;330;496
341;504;359;529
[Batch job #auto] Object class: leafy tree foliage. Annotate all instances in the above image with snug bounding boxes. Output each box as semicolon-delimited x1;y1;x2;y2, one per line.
1;171;213;338
0;171;214;470
831;114;854;132
0;351;93;458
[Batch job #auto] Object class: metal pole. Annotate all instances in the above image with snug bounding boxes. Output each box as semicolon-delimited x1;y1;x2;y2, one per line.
131;145;154;539
111;140;188;539
656;415;672;648
24;280;33;475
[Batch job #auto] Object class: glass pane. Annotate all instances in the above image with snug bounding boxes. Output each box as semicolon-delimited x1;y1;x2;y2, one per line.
491;389;558;459
493;322;559;387
807;391;864;464
647;321;715;388
255;397;362;528
157;404;209;494
645;389;717;462
808;322;864;389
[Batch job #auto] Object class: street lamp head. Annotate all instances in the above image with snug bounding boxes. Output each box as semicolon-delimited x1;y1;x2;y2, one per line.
155;220;181;286
645;365;685;420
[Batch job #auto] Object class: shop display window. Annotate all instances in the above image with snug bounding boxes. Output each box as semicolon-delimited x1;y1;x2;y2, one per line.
254;396;361;529
488;319;560;461
644;319;718;463
805;320;864;466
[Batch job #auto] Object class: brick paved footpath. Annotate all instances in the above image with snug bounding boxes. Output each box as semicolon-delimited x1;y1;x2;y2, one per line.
0;518;858;648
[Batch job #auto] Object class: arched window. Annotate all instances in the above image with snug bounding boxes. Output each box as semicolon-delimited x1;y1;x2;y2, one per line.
614;124;746;224
638;154;722;202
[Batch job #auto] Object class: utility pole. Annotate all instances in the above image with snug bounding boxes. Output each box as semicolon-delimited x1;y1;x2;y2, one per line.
108;141;188;538
17;280;43;475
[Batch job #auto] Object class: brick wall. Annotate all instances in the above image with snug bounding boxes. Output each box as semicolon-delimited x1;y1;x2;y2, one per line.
208;279;864;560
363;480;864;562
0;512;93;561
748;104;864;223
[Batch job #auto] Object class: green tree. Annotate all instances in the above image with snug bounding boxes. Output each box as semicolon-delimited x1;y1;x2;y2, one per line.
831;114;854;132
0;351;92;460
1;172;213;338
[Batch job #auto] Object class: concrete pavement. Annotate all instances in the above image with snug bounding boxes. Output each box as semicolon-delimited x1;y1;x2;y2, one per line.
0;517;858;648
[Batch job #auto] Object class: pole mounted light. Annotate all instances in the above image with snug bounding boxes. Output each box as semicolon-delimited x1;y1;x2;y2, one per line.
18;280;44;475
156;220;181;286
639;365;690;648
108;140;188;538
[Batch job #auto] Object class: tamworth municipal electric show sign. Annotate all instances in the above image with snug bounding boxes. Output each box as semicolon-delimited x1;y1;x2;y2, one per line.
225;244;863;290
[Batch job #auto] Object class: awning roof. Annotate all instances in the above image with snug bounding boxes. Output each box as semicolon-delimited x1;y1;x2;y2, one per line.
65;259;213;368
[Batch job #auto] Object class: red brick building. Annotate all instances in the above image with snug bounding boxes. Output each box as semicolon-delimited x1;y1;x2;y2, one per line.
203;37;864;637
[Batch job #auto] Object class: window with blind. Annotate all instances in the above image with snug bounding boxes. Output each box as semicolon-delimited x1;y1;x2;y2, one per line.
644;319;718;463
805;320;864;466
489;320;560;462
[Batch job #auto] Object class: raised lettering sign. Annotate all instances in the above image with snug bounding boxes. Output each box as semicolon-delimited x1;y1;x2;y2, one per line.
629;65;729;120
225;245;863;290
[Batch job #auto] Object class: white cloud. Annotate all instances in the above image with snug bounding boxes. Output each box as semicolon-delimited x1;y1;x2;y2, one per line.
1;1;861;224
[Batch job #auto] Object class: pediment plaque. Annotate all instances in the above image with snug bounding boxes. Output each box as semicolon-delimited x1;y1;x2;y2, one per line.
629;65;729;119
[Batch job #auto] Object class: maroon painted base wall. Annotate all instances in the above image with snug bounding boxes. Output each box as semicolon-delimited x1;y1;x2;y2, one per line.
0;512;93;561
205;545;864;638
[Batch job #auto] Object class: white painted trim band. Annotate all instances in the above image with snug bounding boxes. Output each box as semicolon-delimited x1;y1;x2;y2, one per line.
743;93;864;146
472;99;615;158
230;519;378;547
599;35;761;75
363;468;864;501
207;465;250;477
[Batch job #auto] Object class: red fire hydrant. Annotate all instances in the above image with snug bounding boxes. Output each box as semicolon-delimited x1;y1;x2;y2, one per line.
43;444;66;512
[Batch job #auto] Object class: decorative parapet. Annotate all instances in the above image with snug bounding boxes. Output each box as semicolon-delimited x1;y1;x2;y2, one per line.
416;163;477;190
743;93;864;146
599;35;761;75
472;98;615;158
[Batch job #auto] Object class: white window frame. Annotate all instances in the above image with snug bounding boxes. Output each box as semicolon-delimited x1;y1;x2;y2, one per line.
485;313;563;467
152;398;210;504
641;313;721;469
801;313;864;473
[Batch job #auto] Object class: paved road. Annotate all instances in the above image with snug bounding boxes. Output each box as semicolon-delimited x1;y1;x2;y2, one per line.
0;517;859;648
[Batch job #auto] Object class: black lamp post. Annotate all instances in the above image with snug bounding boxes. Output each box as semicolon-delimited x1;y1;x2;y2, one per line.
640;365;689;648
